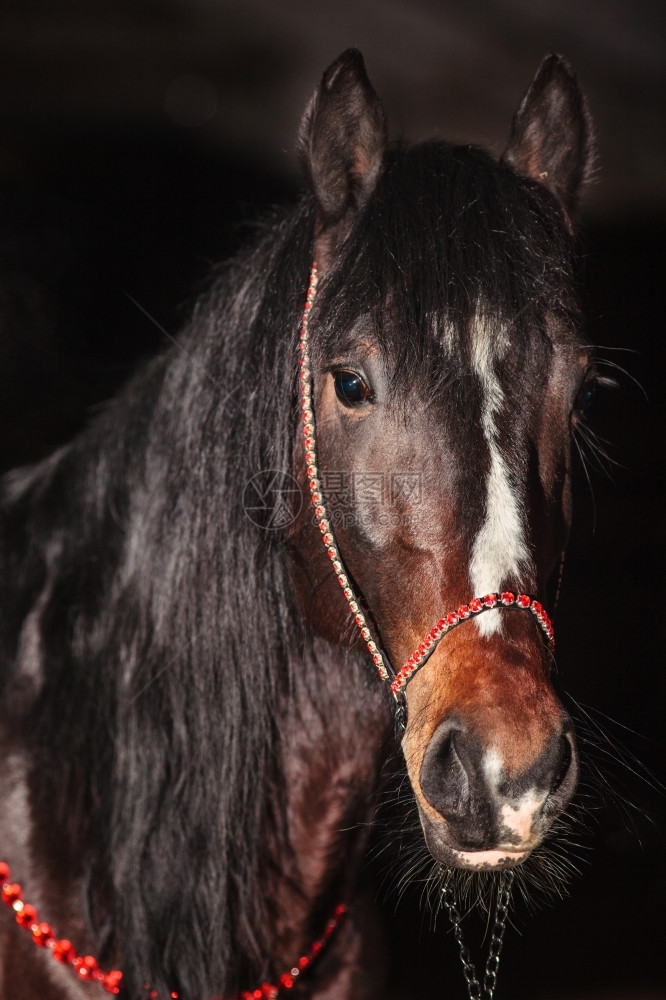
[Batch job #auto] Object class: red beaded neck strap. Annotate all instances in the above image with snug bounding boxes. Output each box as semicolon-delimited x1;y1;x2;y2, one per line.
0;860;346;999
298;263;555;703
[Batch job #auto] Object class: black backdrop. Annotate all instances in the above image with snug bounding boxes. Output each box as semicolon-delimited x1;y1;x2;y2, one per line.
0;3;663;997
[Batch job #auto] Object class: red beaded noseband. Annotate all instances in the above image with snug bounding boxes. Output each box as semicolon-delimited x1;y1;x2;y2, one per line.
298;263;555;703
0;859;346;998
389;591;554;694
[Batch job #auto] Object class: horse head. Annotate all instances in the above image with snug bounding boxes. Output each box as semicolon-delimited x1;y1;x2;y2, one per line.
290;50;594;871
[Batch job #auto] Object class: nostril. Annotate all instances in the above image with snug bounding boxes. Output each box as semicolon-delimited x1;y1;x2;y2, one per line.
549;733;573;795
420;729;470;820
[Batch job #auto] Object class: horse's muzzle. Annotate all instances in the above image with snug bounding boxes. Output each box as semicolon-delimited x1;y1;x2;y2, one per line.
417;716;578;869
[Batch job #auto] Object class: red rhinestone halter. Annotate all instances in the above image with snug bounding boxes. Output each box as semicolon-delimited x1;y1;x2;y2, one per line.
298;263;555;702
0;859;346;998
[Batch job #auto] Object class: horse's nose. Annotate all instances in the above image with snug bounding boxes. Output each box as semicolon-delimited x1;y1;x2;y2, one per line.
419;718;578;852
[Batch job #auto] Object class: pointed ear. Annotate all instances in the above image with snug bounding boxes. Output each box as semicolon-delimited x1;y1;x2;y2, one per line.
502;54;594;219
299;49;387;230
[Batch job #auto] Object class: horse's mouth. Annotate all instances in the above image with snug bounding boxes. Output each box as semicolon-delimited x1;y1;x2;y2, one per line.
420;817;537;870
424;833;533;870
447;848;529;871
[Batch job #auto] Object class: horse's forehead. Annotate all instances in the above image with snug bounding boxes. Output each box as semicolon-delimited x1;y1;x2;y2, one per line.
316;292;579;401
467;311;514;367
461;308;581;394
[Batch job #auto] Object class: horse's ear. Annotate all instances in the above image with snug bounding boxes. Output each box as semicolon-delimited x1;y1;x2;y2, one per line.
299;49;387;230
502;54;594;219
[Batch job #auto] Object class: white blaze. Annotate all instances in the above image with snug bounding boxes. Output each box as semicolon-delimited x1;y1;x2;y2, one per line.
469;317;532;636
483;749;503;789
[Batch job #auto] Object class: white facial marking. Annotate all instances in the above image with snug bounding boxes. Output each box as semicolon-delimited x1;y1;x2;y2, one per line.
469;316;532;635
480;750;549;851
483;749;503;790
500;792;547;844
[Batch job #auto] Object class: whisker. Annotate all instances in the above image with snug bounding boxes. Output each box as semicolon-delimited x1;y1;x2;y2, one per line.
574;423;617;479
575;700;663;745
594;357;648;400
572;434;597;530
580;344;640;355
567;697;665;797
576;422;621;473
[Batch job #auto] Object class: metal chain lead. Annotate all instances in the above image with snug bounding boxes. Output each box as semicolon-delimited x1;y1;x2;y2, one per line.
482;871;514;999
442;869;515;1000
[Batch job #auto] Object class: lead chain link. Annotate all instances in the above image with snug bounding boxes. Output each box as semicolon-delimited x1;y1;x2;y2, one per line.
442;869;515;1000
442;882;482;1000
482;871;514;999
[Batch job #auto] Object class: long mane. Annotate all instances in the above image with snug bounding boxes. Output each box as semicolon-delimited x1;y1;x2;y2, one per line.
0;196;316;997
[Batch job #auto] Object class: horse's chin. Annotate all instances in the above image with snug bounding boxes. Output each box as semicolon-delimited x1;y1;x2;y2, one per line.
445;847;530;871
421;823;533;871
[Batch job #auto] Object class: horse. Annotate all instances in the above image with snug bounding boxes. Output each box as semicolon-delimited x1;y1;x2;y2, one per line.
0;48;595;999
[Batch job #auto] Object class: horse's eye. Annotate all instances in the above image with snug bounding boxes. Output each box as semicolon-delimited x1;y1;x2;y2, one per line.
333;369;373;407
574;381;596;413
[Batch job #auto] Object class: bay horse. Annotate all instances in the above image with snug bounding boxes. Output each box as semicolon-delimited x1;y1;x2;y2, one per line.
0;50;595;999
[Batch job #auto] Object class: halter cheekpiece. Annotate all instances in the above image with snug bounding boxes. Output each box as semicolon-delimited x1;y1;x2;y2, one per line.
298;262;555;703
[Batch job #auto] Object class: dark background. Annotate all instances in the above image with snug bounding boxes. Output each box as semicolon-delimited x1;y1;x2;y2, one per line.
0;2;663;998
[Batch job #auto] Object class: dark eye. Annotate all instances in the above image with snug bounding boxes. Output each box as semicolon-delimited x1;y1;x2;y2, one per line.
574;380;596;414
333;369;373;407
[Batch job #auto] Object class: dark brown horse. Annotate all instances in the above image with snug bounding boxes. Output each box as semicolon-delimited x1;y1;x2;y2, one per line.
0;50;594;999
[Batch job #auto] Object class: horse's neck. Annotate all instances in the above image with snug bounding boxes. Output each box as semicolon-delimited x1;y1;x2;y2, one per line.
0;310;396;988
266;639;392;969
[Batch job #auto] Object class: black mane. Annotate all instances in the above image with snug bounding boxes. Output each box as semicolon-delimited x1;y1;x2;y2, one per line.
1;197;317;996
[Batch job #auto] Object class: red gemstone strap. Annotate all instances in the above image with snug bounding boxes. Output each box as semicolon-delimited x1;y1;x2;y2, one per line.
390;592;554;695
298;265;392;684
298;266;555;700
0;861;123;994
1;860;346;999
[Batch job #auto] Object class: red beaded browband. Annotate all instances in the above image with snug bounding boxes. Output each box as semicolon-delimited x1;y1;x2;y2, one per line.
298;263;555;702
0;859;346;998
